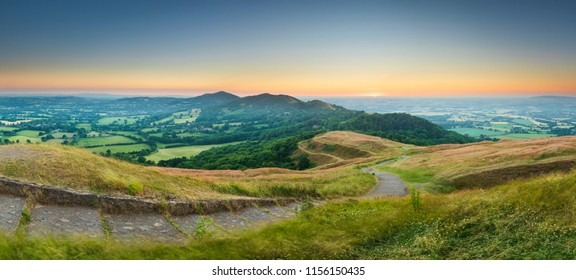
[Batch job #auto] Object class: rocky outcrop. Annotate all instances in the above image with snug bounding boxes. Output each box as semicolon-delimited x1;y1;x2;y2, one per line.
0;176;295;215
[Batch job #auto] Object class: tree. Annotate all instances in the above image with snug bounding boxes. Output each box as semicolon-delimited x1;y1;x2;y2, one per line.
296;154;312;170
137;156;146;163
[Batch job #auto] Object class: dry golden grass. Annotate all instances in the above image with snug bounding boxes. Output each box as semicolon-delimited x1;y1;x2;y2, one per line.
383;136;576;188
0;143;377;200
0;144;230;200
297;131;409;168
151;162;376;197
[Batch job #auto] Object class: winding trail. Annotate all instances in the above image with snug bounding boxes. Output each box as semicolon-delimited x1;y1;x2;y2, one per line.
361;157;409;197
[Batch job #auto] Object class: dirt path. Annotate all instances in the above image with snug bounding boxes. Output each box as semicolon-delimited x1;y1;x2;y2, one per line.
297;142;344;162
361;158;408;197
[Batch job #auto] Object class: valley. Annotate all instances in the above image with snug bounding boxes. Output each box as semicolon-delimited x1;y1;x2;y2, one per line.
0;92;470;170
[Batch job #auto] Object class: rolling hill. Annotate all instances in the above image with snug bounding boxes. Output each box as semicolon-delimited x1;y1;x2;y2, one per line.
0;142;376;200
377;136;576;192
294;131;409;169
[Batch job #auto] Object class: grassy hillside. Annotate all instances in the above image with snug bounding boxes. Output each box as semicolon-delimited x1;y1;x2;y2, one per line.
0;144;376;200
0;144;225;200
377;136;576;192
2;169;576;259
295;131;409;168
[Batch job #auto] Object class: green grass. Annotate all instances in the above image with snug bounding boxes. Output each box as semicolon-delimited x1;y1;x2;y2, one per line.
145;142;242;162
375;165;435;184
153;110;200;125
46;139;66;144
156;142;184;148
16;130;42;137
50;132;75;139
0;126;18;132
109;131;145;140
77;136;136;147
88;144;151;154
490;123;510;130
2;170;576;259
174;117;197;124
1;136;41;143
494;133;557;140
449;128;503;137
76;123;92;131
97;116;143;126
0;144;226;200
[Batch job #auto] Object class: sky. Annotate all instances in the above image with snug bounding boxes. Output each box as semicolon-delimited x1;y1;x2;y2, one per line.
1;0;576;97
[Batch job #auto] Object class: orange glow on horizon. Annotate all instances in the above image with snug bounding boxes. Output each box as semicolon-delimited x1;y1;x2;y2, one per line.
2;67;576;97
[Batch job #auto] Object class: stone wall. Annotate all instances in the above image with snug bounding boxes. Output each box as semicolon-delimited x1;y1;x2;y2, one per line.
0;176;295;215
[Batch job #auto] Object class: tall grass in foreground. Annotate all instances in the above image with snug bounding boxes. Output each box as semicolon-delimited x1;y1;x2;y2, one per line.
2;170;576;259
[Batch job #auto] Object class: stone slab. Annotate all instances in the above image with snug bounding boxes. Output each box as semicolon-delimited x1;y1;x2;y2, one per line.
28;204;104;237
0;194;26;233
104;213;186;242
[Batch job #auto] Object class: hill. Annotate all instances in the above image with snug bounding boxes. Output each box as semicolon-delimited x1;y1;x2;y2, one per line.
174;93;472;170
0;143;376;200
191;91;240;106
295;131;409;168
377;136;576;192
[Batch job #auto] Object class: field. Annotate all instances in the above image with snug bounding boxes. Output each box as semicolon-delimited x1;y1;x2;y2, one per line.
449;127;503;137
0;120;31;125
0;126;18;132
153;109;200;125
16;130;42;137
88;143;151;154
97;116;144;125
76;123;92;130
77;136;136;147
145;142;243;162
50;132;76;139
1;135;41;143
46;139;66;144
109;131;145;140
494;133;557;140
